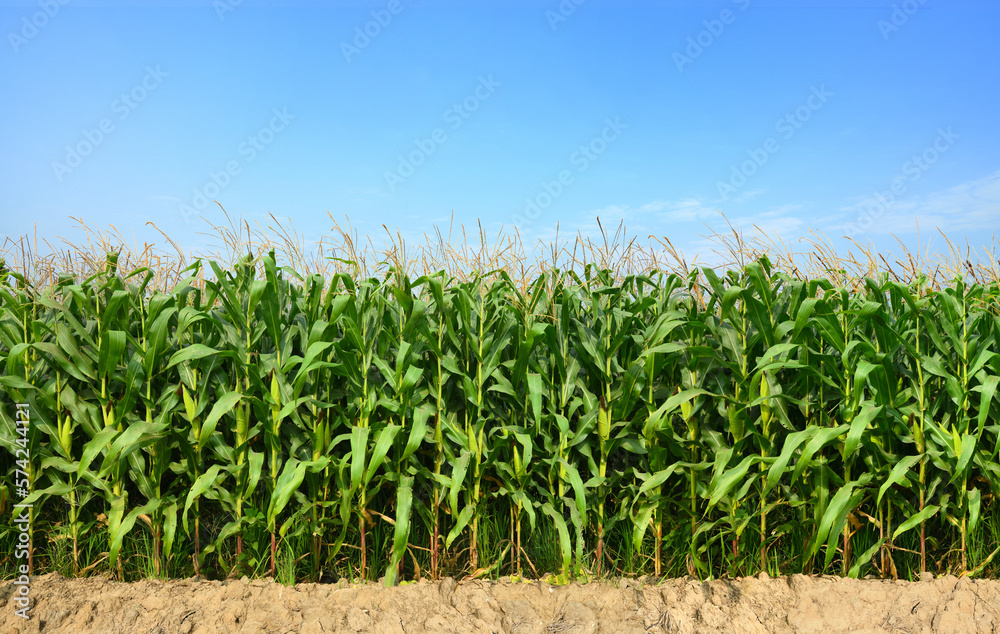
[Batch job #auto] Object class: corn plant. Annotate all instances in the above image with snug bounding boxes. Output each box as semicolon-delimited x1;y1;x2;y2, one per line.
2;245;999;585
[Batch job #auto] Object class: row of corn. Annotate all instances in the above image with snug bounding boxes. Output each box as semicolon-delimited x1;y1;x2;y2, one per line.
0;251;998;583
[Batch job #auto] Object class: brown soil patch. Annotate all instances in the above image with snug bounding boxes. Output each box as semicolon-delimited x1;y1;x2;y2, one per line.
2;572;998;633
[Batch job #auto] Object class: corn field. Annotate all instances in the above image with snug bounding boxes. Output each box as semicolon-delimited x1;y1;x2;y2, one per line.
1;220;1000;585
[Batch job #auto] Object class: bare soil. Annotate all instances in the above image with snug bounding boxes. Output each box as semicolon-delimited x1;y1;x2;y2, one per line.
2;571;999;633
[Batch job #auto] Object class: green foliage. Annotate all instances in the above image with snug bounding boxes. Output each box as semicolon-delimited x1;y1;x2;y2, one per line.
1;252;999;584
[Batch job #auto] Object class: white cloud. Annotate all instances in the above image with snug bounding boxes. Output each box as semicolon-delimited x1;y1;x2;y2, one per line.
507;197;818;272
728;214;805;238
834;170;1000;237
733;188;766;203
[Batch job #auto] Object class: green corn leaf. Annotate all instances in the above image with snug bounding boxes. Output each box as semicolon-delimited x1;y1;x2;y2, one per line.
364;424;401;488
349;426;368;493
76;427;119;478
969;487;982;533
510;489;537;531
893;505;940;540
244;450;265;500
877;454;921;505
445;505;475;549
98;422;167;477
848;538;886;579
631;501;657;547
198;392;243;452
161;500;179;561
974;374;1000;434
557;457;588;529
709;454;760;507
449;451;472;515
765;428;812;495
109;498;160;567
950;434;977;485
541;502;573;576
182;465;224;535
791;425;850;484
809;475;871;564
385;475;414;586
98;330;126;379
266;458;317;531
167;344;226;368
634;464;685;500
401;405;431;463
844;404;882;459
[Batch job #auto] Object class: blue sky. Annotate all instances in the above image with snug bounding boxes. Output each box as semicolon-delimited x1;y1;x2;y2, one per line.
2;0;998;268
